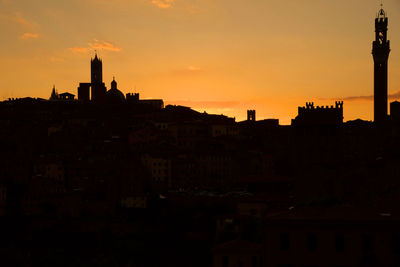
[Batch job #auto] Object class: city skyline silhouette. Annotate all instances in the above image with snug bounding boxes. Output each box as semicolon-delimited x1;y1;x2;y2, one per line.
2;1;400;123
2;2;400;267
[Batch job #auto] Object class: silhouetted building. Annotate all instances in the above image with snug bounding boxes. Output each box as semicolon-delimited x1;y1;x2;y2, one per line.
292;101;343;126
126;93;140;103
139;99;164;109
247;110;256;121
105;77;126;105
373;7;390;124
391;101;400;121
49;85;58;100
262;208;400;267
212;240;263;267
91;53;102;84
59;92;75;100
125;92;164;109
90;53;107;103
78;82;90;102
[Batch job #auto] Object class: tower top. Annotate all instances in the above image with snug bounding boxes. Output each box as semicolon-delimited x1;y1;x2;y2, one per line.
377;2;386;19
92;50;101;62
111;76;117;90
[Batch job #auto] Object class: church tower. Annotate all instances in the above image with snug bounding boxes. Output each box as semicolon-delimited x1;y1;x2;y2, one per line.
90;52;106;102
91;52;103;84
372;6;390;124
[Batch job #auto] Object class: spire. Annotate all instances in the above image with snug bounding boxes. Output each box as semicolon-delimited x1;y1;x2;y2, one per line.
378;1;386;19
50;85;59;100
92;50;101;62
111;76;117;90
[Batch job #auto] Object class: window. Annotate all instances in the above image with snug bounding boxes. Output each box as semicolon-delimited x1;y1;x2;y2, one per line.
363;235;373;253
307;233;317;252
335;234;345;252
222;256;229;267
280;233;289;251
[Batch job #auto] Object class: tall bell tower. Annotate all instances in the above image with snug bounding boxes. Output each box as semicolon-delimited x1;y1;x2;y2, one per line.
90;52;106;103
372;5;390;124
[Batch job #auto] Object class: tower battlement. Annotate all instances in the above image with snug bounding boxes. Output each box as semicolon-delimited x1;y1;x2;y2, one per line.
293;102;344;126
300;101;343;111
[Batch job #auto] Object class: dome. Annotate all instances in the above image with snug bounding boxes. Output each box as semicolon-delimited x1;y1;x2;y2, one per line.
105;78;125;105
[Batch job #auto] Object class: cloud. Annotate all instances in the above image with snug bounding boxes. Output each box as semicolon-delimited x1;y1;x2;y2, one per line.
12;13;37;29
0;13;36;29
327;91;400;102
166;100;240;109
14;15;30;27
151;0;174;9
19;33;38;40
89;39;121;52
389;91;400;100
69;47;88;53
69;39;121;53
172;65;203;75
187;66;201;71
49;56;65;62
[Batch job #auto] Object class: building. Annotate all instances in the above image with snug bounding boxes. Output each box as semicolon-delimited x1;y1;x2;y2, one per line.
49;85;58;100
142;154;172;188
78;82;90;102
390;101;400;121
247;110;256;122
105;77;126;105
90;53;107;103
59;92;75;101
373;7;390;124
212;240;263;267
262;208;400;267
292;101;343;126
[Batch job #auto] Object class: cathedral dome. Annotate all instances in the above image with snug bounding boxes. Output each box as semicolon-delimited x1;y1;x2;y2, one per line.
105;77;125;105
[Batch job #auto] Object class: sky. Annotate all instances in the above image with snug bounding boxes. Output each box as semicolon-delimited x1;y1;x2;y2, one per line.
1;0;400;124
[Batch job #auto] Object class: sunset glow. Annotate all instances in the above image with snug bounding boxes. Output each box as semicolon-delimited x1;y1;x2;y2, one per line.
2;0;400;124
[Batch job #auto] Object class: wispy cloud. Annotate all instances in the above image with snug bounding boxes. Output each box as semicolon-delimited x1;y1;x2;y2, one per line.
0;12;37;29
49;56;65;62
89;39;121;52
187;66;201;71
69;47;88;53
166;100;240;109
151;0;175;9
69;39;121;53
326;91;400;102
11;13;37;29
172;65;203;75
19;32;38;40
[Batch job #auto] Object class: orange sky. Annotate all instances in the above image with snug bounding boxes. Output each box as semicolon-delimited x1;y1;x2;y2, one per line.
1;0;400;124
